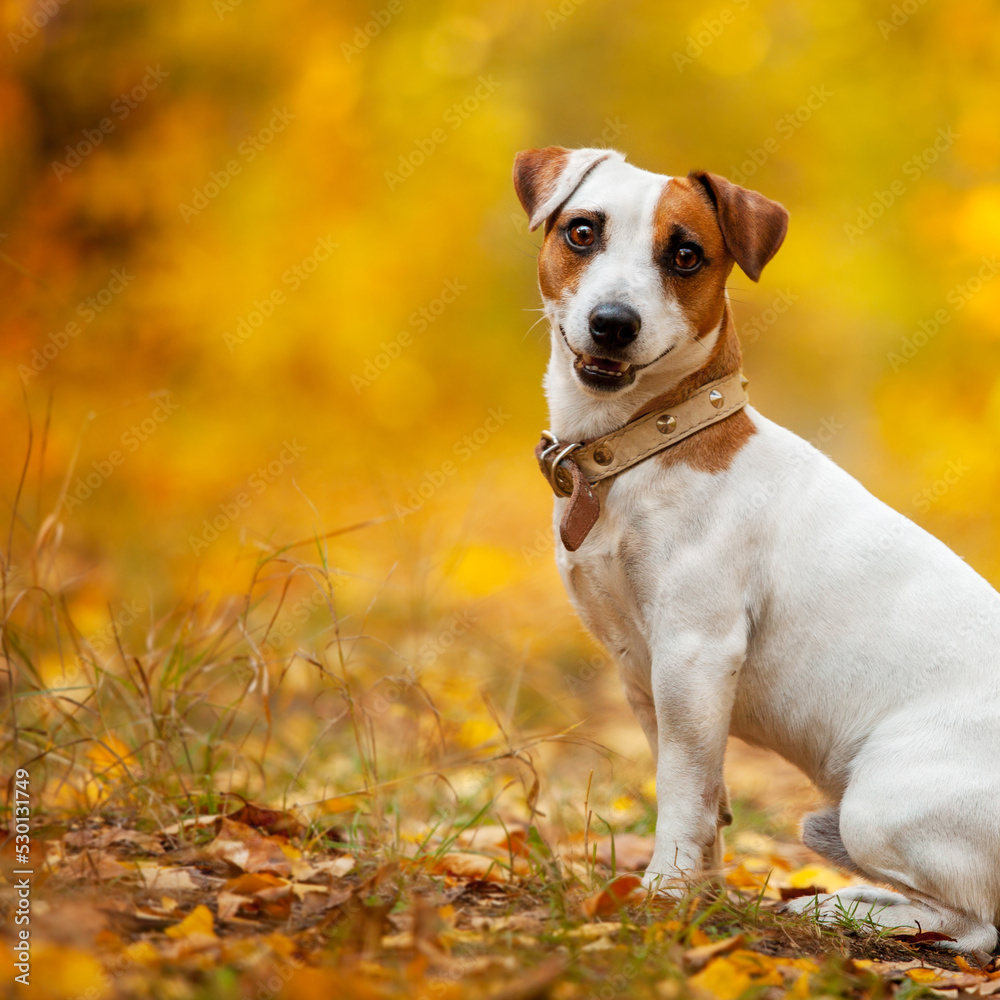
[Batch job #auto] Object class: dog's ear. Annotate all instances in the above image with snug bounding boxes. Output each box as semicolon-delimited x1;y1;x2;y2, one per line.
513;146;620;231
688;170;789;282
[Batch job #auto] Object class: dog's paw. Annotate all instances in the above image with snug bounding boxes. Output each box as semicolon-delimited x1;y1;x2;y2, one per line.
640;869;687;899
641;849;710;899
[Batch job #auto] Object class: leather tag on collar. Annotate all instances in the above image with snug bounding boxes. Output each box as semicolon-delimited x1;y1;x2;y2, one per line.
559;461;600;552
533;437;601;552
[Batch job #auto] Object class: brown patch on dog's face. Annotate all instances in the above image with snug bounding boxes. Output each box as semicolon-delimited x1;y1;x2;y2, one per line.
538;209;606;302
652;176;734;341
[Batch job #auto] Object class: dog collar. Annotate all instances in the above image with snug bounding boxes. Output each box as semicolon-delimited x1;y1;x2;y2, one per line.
535;371;749;551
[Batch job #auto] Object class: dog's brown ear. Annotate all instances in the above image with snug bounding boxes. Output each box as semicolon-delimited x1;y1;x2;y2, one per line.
514;147;621;231
689;171;789;282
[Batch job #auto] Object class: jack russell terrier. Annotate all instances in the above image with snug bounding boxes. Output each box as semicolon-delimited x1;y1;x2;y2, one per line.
514;146;1000;953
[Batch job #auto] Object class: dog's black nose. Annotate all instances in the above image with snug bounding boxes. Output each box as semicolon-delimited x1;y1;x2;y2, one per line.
589;303;641;350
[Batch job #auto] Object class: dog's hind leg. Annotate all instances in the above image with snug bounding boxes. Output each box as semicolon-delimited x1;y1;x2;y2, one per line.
785;887;998;953
801;807;866;876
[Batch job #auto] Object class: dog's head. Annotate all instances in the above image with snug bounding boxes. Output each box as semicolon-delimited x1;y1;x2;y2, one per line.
513;146;788;402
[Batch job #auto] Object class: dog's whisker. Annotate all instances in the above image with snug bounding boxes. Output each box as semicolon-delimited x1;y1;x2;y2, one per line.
520;313;551;343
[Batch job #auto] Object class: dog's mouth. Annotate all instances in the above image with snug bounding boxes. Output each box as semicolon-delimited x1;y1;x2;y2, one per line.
574;352;637;391
559;325;674;394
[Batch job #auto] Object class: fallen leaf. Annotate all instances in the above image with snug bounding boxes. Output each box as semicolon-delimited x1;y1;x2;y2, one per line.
224;871;289;894
218;871;293;920
159;815;221;836
580;935;617;951
905;968;941;984
851;959;922;977
165;904;218;946
87;734;133;781
30;944;110;999
64;827;164;854
313;855;355;879
893;929;958;943
779;885;827;901
135;864;204;893
581;874;644;918
204;818;293;875
428;851;526;883
785;864;853;892
561;921;622;940
682;933;745;972
725;862;769;890
57;853;133;881
226;802;305;838
689;950;783;1000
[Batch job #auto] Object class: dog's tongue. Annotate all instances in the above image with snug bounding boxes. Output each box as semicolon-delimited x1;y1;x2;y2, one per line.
581;353;630;373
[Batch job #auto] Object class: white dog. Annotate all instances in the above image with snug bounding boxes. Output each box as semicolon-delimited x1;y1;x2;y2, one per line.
514;145;1000;952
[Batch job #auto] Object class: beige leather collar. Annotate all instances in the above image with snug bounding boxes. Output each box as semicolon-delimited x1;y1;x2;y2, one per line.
535;371;749;551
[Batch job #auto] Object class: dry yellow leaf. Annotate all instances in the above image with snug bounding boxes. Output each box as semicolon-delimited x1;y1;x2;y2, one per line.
689;950;783;1000
165;904;217;942
30;945;110;1000
682;933;744;972
786;864;853;892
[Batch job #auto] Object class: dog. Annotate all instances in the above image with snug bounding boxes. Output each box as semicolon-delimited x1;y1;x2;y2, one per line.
513;145;1000;952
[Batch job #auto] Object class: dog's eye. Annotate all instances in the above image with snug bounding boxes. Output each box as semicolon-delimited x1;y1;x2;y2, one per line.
673;244;703;273
566;221;596;248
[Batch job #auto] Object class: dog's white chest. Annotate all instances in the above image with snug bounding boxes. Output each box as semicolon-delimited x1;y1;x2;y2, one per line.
552;460;700;688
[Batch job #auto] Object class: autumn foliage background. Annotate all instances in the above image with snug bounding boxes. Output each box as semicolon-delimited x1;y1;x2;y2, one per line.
3;0;1000;875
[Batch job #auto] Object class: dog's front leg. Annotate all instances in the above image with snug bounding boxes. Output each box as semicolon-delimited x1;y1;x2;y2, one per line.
642;628;744;894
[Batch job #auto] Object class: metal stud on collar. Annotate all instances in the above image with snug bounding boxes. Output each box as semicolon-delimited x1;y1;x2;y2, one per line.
709;389;724;408
593;445;614;465
656;414;677;434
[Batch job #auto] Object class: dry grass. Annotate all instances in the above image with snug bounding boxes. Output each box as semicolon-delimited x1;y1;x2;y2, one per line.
2;437;994;1000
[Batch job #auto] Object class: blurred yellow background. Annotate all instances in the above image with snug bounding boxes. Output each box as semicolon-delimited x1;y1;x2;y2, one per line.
2;0;1000;819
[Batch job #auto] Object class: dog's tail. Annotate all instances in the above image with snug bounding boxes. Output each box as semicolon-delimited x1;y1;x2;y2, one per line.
801;807;866;876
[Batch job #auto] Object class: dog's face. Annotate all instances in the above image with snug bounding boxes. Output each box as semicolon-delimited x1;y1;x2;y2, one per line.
513;147;788;401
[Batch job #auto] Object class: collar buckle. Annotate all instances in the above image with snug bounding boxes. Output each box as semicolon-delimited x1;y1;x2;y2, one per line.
537;431;581;498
